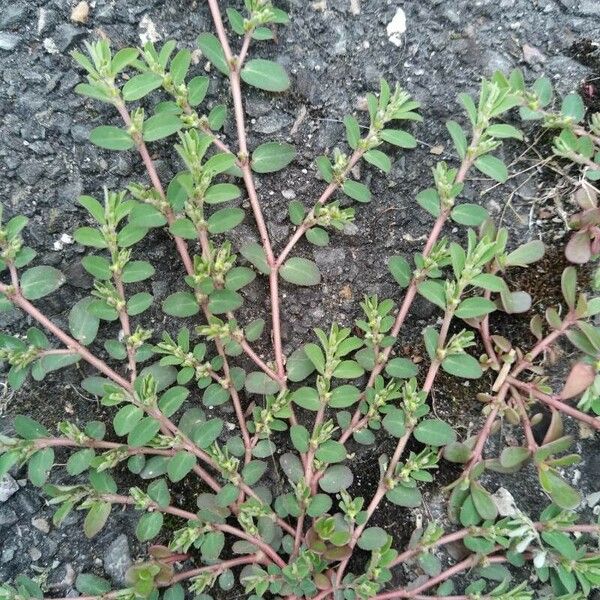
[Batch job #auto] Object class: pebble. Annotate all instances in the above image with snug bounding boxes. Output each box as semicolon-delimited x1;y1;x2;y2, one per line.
103;534;132;585
253;112;293;134
0;4;27;29
387;7;406;47
0;474;19;502
32;516;50;533
70;1;90;24
0;32;22;51
0;506;18;529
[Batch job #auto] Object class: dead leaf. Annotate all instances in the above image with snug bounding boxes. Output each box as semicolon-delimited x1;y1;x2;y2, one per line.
561;362;595;399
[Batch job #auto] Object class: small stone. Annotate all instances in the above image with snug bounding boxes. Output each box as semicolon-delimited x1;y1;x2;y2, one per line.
104;534;132;586
522;43;546;65
492;487;518;517
13;489;43;514
282;189;296;200
48;563;76;591
51;24;86;53
70;1;90;24
29;547;42;561
0;474;19;502
387;7;406;47
32;517;50;533
0;506;18;528
139;14;161;44
0;4;27;29
253;112;293;134
0;32;21;51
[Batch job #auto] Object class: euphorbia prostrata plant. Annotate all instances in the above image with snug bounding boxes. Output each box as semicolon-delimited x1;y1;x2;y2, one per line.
1;2;600;599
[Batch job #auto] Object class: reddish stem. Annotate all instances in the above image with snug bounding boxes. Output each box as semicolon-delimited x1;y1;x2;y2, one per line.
508;377;600;430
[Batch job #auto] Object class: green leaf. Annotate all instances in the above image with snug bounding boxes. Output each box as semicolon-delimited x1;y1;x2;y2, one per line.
75;227;107;249
364;149;391;173
332;360;364;379
225;266;256;291
418;279;446;310
251;142;295;173
471;274;508;293
14;415;49;439
380;129;417;148
307;494;332;518
75;574;110;595
208;104;227;130
162;292;199;317
89;126;134;151
451;204;489;226
167;451;197;482
541;530;578;560
241;243;270;274
342;180;371;203
280;257;321;286
129;204;167;228
197;33;229;75
242;460;267;485
245;371;280;395
455;297;497;319
128;416;161;447
539;468;581;509
414;419;456;446
207;207;245;233
291;387;320;411
136;511;163;542
315;440;346;463
357;527;387;551
241;59;290;92
561;93;585;122
416;188;440;217
446;120;468;159
290;425;310;453
67;448;95;476
169;218;197;239
319;465;353;493
382;407;405;437
385;357;418;379
486;124;523;140
122;72;163;101
143;114;182;142
126;292;153;316
122;260;155;283
287;348;315;382
192;418;223;449
474;154;508;183
306;227;329;246
20;266;65;300
205;183;241;204
69;297;99;346
28;448;54;486
170;49;191;85
288;200;305;225
388;256;411;287
344;115;361;150
188;75;210;106
117;224;147;247
84;501;111;538
470;482;498;521
329;385;360;408
505;240;545;267
442;353;482;379
201;531;225;560
386;485;422;507
207;289;243;314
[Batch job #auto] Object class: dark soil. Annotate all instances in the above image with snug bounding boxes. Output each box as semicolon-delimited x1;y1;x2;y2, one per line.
1;0;600;596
